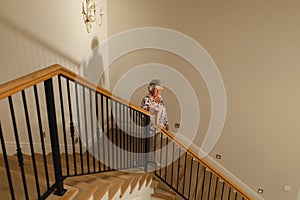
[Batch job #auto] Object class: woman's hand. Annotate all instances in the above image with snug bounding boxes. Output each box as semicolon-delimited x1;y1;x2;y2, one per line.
165;124;169;130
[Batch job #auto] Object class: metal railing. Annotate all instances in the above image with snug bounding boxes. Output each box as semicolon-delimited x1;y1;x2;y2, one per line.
0;65;150;199
151;131;249;200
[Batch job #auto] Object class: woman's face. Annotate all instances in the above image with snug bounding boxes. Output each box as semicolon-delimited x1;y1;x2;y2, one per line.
153;86;162;97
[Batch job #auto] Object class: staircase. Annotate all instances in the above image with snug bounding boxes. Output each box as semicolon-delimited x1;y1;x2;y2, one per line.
0;65;253;200
0;152;181;200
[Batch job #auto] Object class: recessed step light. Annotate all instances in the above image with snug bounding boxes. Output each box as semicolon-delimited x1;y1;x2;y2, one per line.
258;188;264;194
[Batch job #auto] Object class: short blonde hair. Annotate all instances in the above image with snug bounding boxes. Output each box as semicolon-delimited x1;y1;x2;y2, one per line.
147;79;162;93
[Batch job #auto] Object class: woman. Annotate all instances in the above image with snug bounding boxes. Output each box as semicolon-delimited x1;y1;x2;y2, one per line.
141;79;169;166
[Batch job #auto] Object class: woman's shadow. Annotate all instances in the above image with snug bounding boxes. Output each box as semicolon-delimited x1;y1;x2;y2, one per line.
80;36;110;90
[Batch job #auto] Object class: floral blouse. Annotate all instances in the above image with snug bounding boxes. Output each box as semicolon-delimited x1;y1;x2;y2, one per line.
141;95;169;134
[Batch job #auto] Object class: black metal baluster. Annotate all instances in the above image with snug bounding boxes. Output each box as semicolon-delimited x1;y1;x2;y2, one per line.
0;122;15;200
129;108;132;167
142;113;145;167
95;92;101;172
21;90;41;198
82;86;90;173
132;109;135;165
207;171;213;200
125;106;129;168
132;110;137;167
116;101;120;169
153;132;157;172
129;108;131;168
214;177;219;200
111;100;115;169
34;85;50;188
113;100;118;169
137;112;144;167
119;103;123;169
176;147;181;190
171;141;175;187
134;110;137;166
75;82;84;174
100;94;106;171
139;112;142;165
129;108;134;167
235;190;238;200
221;181;225;200
137;110;140;164
58;75;69;176
8;96;29;200
122;104;126;169
89;89;95;172
106;97;111;170
164;137;169;181
143;115;150;172
159;133;163;176
136;111;140;166
141;112;144;169
200;167;207;200
188;157;193;199
194;162;200;200
228;187;232;200
182;152;188;195
66;79;77;175
44;79;66;196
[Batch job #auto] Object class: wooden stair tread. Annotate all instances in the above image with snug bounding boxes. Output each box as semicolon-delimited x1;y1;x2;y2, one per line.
150;179;160;188
64;178;97;200
107;180;122;200
128;174;142;193
146;173;153;186
93;182;111;200
138;173;149;189
102;170;148;193
120;177;134;197
67;174;113;199
151;175;179;200
59;185;79;200
151;193;176;200
47;185;79;200
109;174;144;195
74;184;97;200
90;172;129;198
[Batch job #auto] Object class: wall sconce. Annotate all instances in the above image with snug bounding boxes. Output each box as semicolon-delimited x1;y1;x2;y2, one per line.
82;0;104;33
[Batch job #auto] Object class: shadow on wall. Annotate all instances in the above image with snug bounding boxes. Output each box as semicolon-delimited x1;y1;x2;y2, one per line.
0;14;79;84
79;36;110;90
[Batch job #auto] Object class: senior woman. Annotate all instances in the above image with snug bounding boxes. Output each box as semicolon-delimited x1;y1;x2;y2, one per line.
141;79;169;166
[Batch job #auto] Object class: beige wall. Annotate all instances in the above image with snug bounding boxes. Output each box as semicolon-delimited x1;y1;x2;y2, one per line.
0;0;108;158
107;1;300;200
0;0;108;83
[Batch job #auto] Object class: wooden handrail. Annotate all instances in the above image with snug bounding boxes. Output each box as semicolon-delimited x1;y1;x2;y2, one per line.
0;64;149;116
159;127;254;200
0;65;61;100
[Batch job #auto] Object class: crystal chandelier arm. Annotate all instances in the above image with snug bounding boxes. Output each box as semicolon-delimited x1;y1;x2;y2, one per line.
82;0;104;33
95;7;104;26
